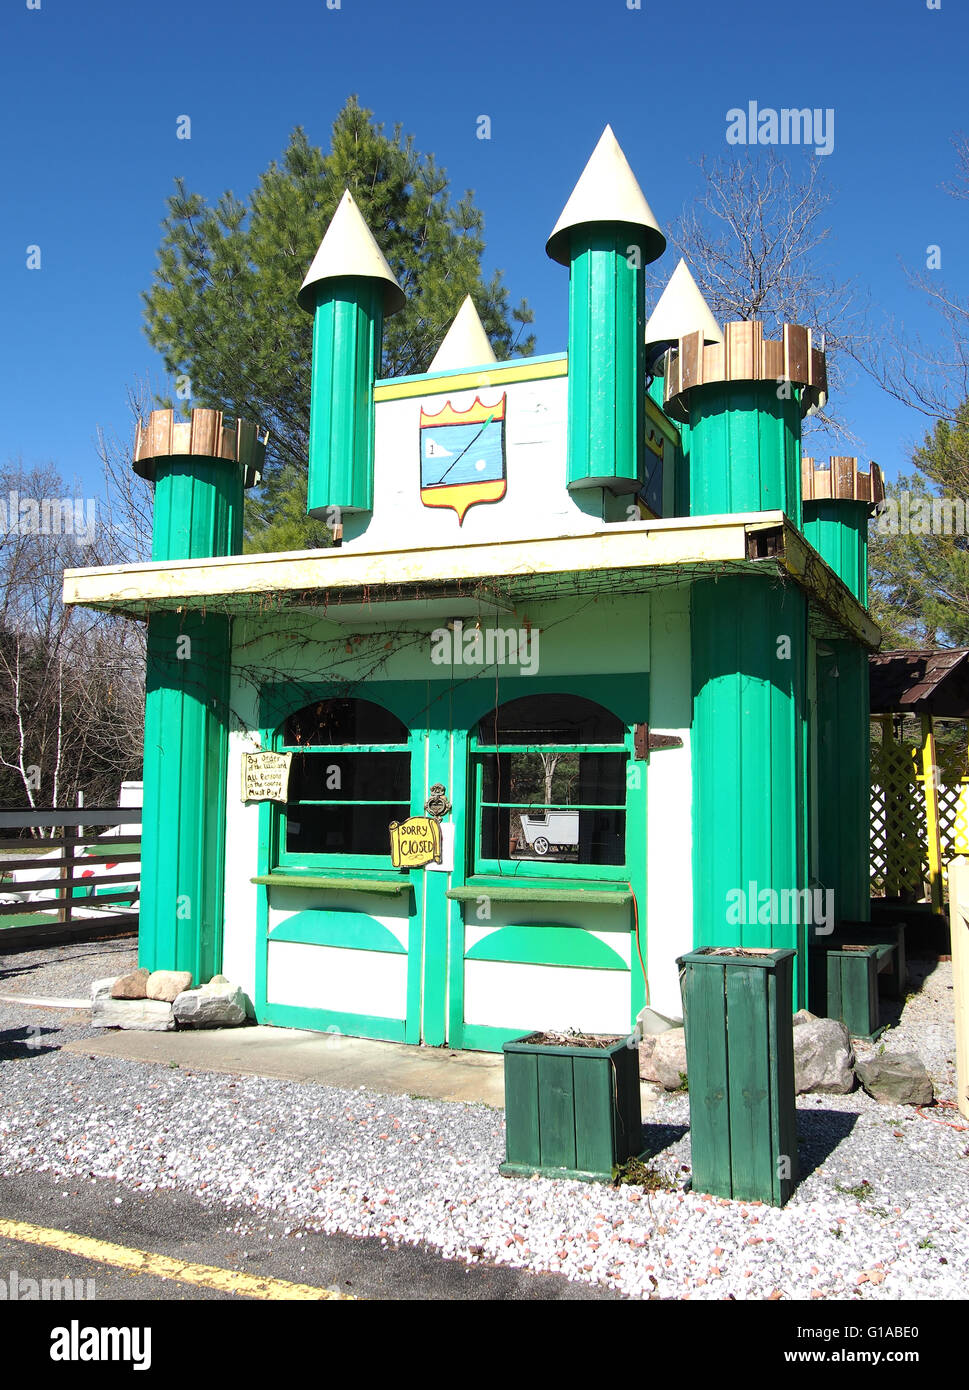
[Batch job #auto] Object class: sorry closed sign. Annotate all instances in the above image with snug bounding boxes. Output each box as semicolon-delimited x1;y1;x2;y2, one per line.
388;816;443;869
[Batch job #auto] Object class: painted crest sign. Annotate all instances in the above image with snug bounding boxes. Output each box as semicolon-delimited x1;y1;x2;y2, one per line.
420;394;506;524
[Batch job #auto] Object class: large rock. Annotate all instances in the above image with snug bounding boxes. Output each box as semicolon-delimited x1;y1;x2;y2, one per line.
793;1015;855;1094
146;970;193;1003
110;967;150;1000
639;1027;688;1090
855;1052;935;1106
172;980;246;1029
91;977;174;1031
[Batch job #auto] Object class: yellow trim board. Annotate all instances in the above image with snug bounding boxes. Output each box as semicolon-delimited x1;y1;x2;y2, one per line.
0;1217;356;1301
374;355;567;401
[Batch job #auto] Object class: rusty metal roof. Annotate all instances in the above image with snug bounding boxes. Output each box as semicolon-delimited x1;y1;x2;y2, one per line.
869;648;969;717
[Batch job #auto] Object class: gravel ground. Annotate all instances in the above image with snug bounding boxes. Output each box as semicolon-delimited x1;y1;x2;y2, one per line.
0;937;136;999
0;941;966;1300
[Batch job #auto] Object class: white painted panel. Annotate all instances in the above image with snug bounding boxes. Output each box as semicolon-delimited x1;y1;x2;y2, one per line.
425;821;455;872
645;586;693;1019
267;940;407;1019
230;593;653;687
464;960;630;1033
221;729;262;1008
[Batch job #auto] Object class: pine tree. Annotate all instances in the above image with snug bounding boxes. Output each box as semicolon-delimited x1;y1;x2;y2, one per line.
142;97;535;551
869;401;969;646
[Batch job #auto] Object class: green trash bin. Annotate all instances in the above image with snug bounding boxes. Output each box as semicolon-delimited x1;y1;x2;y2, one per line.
500;1031;642;1182
677;946;798;1206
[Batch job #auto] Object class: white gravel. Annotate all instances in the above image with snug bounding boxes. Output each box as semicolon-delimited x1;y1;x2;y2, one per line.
0;945;967;1300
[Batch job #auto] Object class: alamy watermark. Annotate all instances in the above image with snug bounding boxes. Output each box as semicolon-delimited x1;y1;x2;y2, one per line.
726;881;834;934
430;620;540;676
0;1268;95;1300
0;493;96;546
50;1320;150;1371
726;102;835;157
876;492;969;535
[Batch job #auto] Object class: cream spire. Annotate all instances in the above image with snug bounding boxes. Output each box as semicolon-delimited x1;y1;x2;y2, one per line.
298;189;405;316
428;296;497;371
546;125;665;266
644;258;723;349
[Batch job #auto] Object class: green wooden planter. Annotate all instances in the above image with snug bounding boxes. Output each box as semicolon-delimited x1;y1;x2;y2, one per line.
808;939;891;1041
677;947;798;1206
500;1032;642;1182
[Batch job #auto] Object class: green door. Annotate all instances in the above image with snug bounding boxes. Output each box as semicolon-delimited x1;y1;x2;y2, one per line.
254;677;646;1050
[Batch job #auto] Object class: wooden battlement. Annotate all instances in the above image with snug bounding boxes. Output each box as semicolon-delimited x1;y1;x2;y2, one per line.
664;321;827;421
802;456;885;509
133;408;267;483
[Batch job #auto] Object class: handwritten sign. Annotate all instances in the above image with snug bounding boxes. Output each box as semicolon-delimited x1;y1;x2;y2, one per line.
389;816;443;869
241;751;292;803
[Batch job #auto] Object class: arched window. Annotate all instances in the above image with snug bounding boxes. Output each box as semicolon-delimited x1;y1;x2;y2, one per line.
471;694;629;870
275;697;410;863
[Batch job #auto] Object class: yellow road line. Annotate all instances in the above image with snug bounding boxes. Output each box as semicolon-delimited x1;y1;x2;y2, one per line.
0;1218;356;1300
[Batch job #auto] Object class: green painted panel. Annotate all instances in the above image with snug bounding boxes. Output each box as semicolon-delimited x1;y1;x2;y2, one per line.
503;1051;540;1166
688;382;802;526
268;909;406;953
680;960;730;1195
466;924;627;970
463;1022;533;1052
815;639;870;922
691;576;809;1005
573;1053;616;1174
307;278;383;516
768;961;799;1202
673;420;691;517
802;500;869;603
567;227;644;491
725;965;772;1202
139;611;230;984
151;457;247;562
537;1054;577;1169
261;1000;406;1042
421;722;450;1045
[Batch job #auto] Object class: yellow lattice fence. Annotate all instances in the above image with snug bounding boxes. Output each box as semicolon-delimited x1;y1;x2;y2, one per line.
871;716;969;902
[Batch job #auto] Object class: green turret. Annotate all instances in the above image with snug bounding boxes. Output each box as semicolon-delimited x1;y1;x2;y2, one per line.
802;456;885;923
665;321;828;529
547;126;665;495
298;190;405;519
135;408;264;984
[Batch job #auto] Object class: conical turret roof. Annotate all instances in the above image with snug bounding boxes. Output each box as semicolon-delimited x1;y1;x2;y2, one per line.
428;296;497;372
546;125;665;266
298;189;406;316
644;258;722;349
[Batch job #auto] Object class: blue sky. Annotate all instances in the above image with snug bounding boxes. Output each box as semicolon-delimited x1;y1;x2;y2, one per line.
2;0;965;495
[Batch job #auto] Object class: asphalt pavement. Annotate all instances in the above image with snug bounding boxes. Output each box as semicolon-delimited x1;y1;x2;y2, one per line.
0;1168;618;1302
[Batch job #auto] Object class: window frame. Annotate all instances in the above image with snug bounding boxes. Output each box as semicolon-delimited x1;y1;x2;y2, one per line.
271;700;414;872
468;699;633;881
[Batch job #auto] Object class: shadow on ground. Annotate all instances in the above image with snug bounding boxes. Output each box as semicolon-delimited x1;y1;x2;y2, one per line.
795;1108;860;1180
638;1120;689;1160
0;1023;61;1060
